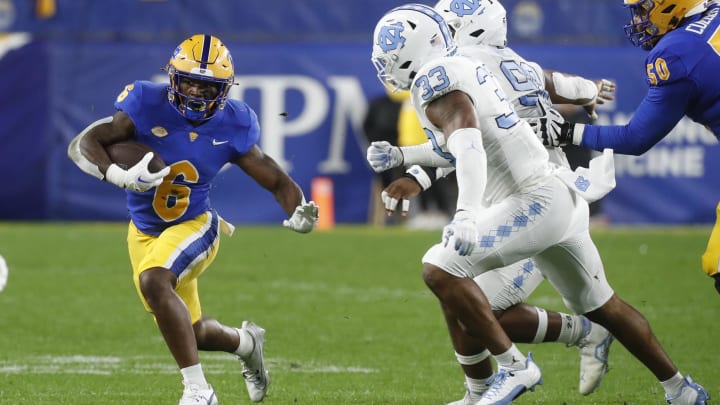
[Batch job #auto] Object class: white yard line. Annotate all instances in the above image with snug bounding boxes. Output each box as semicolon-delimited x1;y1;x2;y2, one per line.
0;355;377;375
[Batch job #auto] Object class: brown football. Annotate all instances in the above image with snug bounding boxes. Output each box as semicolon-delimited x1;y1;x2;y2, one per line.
105;141;167;173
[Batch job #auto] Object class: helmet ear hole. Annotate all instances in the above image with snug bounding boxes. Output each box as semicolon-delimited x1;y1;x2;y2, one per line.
469;29;485;39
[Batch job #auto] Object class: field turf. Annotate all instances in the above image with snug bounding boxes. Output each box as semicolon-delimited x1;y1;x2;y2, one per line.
0;223;717;404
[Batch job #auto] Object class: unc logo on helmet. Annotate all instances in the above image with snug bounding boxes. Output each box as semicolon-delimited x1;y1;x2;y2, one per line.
448;0;485;17
435;0;508;48
376;22;407;52
371;3;457;92
166;34;235;121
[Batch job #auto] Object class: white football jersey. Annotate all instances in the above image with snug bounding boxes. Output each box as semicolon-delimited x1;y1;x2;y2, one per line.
410;55;551;204
459;45;570;168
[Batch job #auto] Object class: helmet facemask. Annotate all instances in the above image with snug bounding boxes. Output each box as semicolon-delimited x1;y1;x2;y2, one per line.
624;0;708;50
167;67;232;121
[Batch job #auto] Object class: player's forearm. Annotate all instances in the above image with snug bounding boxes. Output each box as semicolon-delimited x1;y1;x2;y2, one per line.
579;86;687;155
399;142;454;167
67;116;115;179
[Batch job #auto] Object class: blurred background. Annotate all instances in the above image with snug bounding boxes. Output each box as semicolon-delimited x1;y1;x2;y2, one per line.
1;0;718;226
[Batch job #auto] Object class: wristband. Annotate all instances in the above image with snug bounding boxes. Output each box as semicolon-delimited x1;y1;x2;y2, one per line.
405;165;434;190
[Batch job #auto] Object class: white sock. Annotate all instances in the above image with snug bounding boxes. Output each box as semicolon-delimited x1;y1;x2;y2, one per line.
556;313;587;345
180;363;207;386
494;345;525;369
661;372;685;398
234;327;254;358
466;374;495;395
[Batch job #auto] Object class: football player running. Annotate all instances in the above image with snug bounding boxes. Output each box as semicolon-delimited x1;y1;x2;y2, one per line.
68;34;318;404
370;0;617;402
371;4;707;404
530;0;720;299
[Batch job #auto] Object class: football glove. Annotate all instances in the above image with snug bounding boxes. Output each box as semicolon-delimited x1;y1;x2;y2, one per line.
527;108;576;147
104;152;170;192
366;141;403;173
283;200;319;233
442;210;478;256
583;79;616;121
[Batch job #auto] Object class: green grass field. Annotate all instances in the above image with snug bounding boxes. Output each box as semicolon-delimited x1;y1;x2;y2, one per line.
0;223;717;404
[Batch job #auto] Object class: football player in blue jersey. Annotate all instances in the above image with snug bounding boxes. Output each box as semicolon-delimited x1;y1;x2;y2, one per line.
68;34;318;405
530;0;720;299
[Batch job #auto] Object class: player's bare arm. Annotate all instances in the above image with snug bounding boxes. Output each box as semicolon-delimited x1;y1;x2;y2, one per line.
425;90;478;135
76;111;136;174
234;145;303;217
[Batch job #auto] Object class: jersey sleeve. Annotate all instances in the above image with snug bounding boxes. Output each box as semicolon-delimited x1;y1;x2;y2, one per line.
410;56;474;109
580;80;693;155
113;81;144;122
231;104;261;155
580;43;694;155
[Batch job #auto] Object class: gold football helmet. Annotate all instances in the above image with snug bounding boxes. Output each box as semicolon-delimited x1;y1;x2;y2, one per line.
166;34;234;121
624;0;708;49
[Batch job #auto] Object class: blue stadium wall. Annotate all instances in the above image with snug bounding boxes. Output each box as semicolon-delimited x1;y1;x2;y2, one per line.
1;0;718;225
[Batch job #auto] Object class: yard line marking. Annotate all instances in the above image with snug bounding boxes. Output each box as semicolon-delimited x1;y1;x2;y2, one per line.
0;355;377;375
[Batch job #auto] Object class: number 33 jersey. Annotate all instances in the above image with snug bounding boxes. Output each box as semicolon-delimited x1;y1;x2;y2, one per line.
410;55;551;204
114;81;261;236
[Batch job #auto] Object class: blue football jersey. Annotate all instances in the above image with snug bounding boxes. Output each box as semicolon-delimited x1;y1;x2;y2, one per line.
581;4;720;154
114;81;260;235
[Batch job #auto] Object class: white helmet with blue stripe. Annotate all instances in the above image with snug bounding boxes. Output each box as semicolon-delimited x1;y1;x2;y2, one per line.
371;3;457;92
434;0;508;48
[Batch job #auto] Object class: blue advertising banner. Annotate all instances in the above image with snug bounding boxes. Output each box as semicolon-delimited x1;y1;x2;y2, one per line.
1;36;718;225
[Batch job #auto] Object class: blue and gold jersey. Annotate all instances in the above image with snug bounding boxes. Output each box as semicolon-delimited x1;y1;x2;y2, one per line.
581;4;720;154
114;81;260;235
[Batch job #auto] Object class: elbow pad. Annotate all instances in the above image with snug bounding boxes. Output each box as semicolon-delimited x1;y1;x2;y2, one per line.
67;116;114;180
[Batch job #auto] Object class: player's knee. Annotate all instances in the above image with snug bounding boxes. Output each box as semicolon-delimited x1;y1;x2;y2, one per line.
422;263;446;291
138;267;176;304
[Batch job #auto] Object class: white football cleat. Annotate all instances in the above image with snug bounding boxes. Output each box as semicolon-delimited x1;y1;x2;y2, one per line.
665;375;710;405
577;320;614;395
238;321;270;402
445;379;494;405
179;382;218;405
477;353;542;405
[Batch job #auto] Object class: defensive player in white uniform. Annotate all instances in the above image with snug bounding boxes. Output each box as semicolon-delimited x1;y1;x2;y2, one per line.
369;1;617;403
371;4;706;404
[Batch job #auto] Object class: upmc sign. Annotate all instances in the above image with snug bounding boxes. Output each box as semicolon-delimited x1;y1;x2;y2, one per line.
2;39;719;225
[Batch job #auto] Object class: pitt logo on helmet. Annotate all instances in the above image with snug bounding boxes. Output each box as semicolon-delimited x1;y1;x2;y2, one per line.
166;34;235;121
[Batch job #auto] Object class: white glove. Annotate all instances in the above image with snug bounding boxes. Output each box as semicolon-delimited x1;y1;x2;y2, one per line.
526;108;571;147
366;141;403;173
105;152;170;192
283;200;319;233
442;210;478;256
